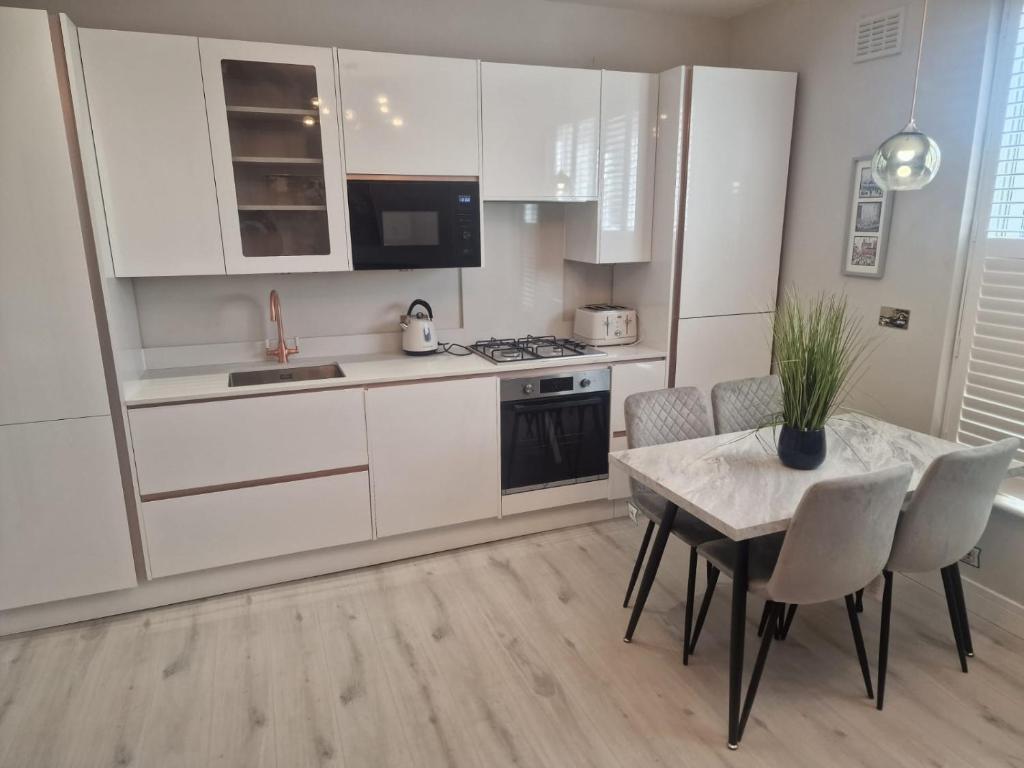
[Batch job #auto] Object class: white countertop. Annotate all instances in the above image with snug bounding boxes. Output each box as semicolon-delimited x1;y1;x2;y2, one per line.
124;344;666;406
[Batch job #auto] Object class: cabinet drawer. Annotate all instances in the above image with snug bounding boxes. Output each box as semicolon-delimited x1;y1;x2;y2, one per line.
142;471;372;577
129;388;367;496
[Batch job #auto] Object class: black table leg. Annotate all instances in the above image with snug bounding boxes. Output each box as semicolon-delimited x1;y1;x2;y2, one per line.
728;539;749;750
623;504;678;643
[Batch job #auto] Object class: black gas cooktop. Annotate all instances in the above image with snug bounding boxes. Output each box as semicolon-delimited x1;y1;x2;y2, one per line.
469;335;606;364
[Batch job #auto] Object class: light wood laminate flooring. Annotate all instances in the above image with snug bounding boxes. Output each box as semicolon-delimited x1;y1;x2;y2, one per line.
1;519;1023;767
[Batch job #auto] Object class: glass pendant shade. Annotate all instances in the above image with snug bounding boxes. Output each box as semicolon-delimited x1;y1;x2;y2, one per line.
871;121;942;192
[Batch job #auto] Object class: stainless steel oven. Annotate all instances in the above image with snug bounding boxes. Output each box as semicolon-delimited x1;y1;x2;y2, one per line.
500;369;611;495
347;176;481;270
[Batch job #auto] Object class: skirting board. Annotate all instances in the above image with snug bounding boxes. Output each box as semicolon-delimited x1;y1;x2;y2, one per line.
0;499;615;637
903;570;1024;642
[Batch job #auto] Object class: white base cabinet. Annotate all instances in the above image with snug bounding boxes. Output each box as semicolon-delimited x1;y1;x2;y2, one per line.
608;360;666;500
142;471;372;577
675;313;773;398
128;388;368;496
367;377;500;537
0;417;136;610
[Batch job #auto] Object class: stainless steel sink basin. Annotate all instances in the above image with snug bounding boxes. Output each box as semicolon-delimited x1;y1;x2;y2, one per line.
228;363;344;387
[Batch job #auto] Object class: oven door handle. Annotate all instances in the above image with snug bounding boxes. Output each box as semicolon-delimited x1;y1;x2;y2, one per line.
510;396;607;413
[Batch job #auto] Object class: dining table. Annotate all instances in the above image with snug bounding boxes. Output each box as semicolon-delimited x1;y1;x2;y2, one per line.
607;411;1021;749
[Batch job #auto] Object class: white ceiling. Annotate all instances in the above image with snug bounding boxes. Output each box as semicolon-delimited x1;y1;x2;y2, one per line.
548;0;776;20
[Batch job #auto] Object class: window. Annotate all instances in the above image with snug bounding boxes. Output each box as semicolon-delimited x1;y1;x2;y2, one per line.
946;1;1024;463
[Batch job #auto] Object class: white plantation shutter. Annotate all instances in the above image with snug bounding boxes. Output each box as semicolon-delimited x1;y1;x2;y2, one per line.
948;1;1024;462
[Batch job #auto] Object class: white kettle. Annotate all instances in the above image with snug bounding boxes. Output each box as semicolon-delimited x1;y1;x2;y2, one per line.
400;299;438;356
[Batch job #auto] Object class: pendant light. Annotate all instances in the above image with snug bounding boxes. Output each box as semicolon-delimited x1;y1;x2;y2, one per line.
871;0;941;191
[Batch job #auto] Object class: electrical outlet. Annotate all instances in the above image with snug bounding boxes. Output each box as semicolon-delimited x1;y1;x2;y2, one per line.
961;546;981;569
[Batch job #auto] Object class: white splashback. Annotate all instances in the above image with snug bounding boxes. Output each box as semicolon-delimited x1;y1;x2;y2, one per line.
134;202;612;367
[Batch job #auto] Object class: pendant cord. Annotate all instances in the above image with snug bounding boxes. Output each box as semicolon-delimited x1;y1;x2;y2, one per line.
909;0;929;124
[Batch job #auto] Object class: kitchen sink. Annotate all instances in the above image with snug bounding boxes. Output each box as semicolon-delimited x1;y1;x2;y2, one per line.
228;363;344;388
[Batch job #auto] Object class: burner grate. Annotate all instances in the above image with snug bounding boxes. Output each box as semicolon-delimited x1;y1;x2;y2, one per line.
469;336;604;364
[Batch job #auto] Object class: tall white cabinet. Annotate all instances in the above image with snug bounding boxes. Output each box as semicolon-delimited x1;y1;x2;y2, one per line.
0;8;136;611
671;66;797;391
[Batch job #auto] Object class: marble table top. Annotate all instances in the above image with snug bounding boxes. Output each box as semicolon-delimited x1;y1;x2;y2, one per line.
608;412;1021;541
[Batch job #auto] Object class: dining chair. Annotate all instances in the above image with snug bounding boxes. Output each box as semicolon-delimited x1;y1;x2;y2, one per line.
621;387;724;663
876;438;1017;710
695;465;913;743
686;375;784;652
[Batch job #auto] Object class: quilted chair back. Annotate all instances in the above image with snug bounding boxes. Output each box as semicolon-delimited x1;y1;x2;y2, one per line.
710;375;782;434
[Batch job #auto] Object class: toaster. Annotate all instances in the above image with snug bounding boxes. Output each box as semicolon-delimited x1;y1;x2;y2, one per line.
573;304;638;346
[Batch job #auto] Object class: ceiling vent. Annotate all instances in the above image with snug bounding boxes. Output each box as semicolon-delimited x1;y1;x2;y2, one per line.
854;8;904;63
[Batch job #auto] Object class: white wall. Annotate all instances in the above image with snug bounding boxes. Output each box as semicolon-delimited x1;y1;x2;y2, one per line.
136;203;613;366
730;0;999;433
5;0;730;73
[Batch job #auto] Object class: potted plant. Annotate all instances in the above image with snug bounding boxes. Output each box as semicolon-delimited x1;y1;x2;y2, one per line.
772;291;870;470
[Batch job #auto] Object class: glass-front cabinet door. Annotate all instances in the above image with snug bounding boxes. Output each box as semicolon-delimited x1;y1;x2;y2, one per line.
199;39;350;273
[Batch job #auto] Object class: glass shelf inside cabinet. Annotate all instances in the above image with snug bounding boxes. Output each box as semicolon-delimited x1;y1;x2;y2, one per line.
221;59;330;257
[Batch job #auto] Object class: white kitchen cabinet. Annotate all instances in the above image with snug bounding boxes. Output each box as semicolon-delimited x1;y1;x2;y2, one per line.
0;7;110;426
367;377;500;537
129;388;367;495
0;417;136;610
565;71;658;264
78;29;225;277
481;63;600;201
200;38;351;273
678;67;796;318
610;359;668;434
607;360;666;501
337;49;479;176
675;313;773;398
142;471;372;577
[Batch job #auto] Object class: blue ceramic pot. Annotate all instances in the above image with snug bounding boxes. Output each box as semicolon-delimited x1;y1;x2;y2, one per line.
778;425;826;470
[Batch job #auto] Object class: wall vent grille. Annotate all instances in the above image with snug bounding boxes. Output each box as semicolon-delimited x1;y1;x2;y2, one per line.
854;9;904;63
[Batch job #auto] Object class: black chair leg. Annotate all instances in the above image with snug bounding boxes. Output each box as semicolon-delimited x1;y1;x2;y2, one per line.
682;546;698;665
623;520;655;608
877;570;893;711
940;566;969;673
624;506;677;643
779;604;798;640
757;602;771;638
738;602;779;741
855;588;864;613
688;562;719;656
950;564;974;657
845;594;874;699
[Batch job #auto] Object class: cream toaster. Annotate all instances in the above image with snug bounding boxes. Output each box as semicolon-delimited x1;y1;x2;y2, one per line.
573;304;638;346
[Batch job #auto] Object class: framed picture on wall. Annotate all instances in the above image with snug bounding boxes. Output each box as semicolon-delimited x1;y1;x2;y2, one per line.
842;158;893;278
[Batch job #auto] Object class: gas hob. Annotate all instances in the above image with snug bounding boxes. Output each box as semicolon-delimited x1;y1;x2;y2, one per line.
470;335;607;364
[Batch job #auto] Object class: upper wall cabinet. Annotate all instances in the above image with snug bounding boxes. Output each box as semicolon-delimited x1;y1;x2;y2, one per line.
565;70;658;264
78;29;225;277
199;39;351;273
480;63;600;201
678;67;797;318
337;50;480;176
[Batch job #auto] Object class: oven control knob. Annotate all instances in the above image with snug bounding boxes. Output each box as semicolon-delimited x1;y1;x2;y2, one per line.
580;378;591;388
523;383;535;394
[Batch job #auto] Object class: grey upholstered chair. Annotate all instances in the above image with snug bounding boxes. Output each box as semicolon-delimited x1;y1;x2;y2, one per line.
710;374;782;434
621;387;724;661
876;438;1017;710
695;465;913;742
687;375;785;652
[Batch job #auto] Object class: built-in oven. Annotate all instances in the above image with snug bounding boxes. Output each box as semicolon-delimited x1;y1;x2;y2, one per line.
500;369;611;495
347;177;481;270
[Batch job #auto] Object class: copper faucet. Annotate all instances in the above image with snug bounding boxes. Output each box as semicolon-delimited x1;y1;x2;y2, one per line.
266;289;299;363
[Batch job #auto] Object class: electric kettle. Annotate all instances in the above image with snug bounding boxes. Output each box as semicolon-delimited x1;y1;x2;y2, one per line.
400;299;438;356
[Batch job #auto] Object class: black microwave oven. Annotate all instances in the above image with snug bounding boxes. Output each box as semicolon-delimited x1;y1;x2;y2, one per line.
347;177;481;270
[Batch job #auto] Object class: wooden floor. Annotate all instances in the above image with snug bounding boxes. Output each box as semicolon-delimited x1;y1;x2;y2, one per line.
2;519;1023;768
